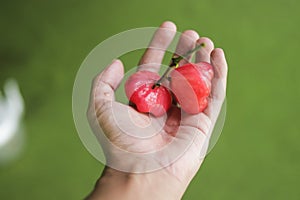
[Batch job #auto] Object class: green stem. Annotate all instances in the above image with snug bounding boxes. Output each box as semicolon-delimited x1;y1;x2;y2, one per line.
152;43;205;89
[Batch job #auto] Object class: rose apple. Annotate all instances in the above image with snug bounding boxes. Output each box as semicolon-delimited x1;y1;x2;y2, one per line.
170;62;214;114
125;71;172;117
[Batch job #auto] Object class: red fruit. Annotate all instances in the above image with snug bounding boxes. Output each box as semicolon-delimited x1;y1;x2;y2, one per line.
129;83;172;117
170;62;214;114
125;71;172;117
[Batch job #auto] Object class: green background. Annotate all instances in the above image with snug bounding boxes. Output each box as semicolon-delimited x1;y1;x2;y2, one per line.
0;0;299;199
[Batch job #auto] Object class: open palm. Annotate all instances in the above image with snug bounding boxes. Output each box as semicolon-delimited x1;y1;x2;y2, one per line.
87;21;228;194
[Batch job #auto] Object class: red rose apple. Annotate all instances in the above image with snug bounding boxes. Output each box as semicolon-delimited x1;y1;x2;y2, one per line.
170;62;214;114
125;71;172;117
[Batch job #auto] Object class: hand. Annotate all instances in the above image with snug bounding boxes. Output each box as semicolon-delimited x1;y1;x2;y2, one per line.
86;21;228;200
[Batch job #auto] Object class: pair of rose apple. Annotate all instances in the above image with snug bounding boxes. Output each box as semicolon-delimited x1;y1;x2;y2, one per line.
125;60;214;117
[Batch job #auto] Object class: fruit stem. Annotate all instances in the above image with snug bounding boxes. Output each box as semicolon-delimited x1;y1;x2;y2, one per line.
152;43;205;89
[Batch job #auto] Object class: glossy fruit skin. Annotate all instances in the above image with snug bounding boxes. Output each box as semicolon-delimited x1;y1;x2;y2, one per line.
170;62;214;114
125;71;172;117
129;83;172;117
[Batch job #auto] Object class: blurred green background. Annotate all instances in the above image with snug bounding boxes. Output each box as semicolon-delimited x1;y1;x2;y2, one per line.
1;0;299;199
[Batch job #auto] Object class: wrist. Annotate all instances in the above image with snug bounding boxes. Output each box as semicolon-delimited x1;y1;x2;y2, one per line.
86;167;186;200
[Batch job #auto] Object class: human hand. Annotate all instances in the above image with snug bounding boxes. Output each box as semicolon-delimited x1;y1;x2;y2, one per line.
86;21;228;200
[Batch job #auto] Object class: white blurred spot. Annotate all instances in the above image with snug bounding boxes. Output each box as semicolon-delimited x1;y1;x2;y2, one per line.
0;79;25;165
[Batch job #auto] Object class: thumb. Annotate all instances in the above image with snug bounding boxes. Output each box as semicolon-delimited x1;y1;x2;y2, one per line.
87;59;124;151
92;59;124;104
87;59;124;125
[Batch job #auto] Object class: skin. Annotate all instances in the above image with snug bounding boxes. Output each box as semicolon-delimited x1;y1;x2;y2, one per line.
86;21;228;200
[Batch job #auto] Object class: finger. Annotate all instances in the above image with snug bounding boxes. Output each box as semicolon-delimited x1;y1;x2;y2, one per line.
195;37;214;63
210;48;228;89
204;48;228;120
138;21;176;72
174;30;199;66
92;59;124;103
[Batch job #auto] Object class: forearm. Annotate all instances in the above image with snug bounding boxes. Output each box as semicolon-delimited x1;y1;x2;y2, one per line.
86;167;185;200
